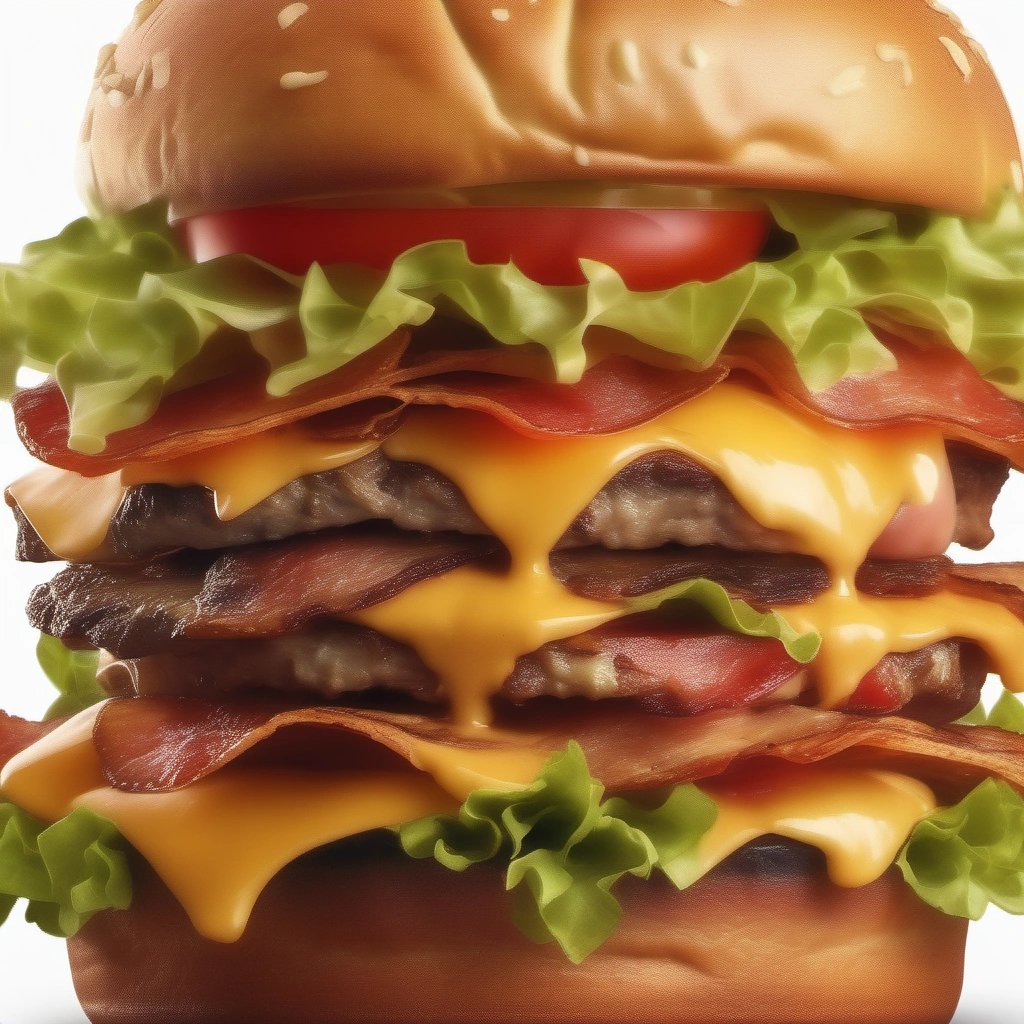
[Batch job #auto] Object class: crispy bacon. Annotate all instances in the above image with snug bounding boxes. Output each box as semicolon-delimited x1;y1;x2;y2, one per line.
13;331;725;474
99;626;981;722
90;696;1024;798
553;548;950;603
528;624;804;714
15;326;1024;473
728;332;1024;469
27;533;960;658
29;528;501;657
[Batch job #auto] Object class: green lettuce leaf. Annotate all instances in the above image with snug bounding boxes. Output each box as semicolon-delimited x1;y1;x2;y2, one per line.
0;203;210;453
397;742;717;963
955;690;1024;733
897;778;1024;919
627;577;820;664
985;692;1024;734
767;191;1024;393
0;802;132;937
4;191;1024;452
36;634;106;721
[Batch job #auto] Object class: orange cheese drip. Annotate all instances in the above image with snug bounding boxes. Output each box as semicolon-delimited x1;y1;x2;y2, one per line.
782;588;1024;707
1;705;936;945
352;383;974;723
701;766;936;887
8;425;377;561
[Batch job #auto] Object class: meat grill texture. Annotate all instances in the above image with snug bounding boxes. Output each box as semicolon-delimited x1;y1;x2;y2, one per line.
11;444;1007;564
28;533;952;657
98;627;985;723
28;520;998;720
12;423;1015;723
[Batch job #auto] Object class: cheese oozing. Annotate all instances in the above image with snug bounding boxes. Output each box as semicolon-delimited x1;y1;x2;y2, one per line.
15;381;1024;717
0;705;936;944
8;425;377;561
3;381;1015;941
352;383;1024;722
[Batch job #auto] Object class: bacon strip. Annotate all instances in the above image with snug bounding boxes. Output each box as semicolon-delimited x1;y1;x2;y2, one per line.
553;548;950;603
90;696;1024;798
16;326;1024;473
13;331;725;474
0;712;58;774
551;624;804;714
28;534;963;659
946;562;1024;620
728;332;1024;468
29;528;501;657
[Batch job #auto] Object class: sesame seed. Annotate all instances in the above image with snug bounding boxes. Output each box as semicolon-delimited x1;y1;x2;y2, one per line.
715;0;741;6
132;0;165;30
280;70;330;90
966;36;990;66
102;72;127;91
133;63;150;97
610;39;642;84
827;65;867;98
928;1;962;28
683;42;710;70
573;146;591;167
151;49;171;90
491;7;510;21
1012;161;1024;195
278;3;309;29
876;43;913;87
106;90;127;109
94;43;116;79
939;36;972;80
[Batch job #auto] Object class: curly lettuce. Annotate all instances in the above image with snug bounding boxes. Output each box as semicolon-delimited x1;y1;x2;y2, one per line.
956;690;1024;732
36;634;106;721
0;802;131;938
397;742;717;963
3;192;1024;452
628;577;820;664
898;779;1024;920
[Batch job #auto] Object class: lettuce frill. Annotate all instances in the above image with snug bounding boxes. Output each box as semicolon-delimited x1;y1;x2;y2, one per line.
0;802;131;937
3;193;1024;452
36;634;105;721
628;577;821;664
898;778;1024;919
396;742;718;963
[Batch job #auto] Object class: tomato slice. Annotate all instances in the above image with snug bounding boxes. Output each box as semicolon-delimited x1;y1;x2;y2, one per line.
180;206;770;291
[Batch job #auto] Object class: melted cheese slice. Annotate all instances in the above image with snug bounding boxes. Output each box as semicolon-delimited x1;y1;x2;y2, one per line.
8;426;377;561
353;384;1024;722
1;705;936;945
701;767;936;887
21;381;1024;719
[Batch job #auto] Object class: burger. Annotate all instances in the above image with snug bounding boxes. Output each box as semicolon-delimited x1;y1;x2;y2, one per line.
2;1;1024;1022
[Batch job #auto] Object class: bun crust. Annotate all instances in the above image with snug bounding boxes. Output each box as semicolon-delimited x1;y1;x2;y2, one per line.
80;0;1020;219
68;842;968;1024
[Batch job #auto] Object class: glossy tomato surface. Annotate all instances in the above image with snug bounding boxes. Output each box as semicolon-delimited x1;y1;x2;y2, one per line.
180;207;770;290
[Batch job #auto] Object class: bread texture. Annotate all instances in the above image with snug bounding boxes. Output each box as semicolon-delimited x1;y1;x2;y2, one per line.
79;0;1020;219
68;841;968;1024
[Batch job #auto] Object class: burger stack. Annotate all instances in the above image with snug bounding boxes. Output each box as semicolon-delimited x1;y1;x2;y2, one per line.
2;3;1024;1024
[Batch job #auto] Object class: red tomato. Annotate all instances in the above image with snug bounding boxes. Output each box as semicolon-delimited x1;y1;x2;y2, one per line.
179;207;769;291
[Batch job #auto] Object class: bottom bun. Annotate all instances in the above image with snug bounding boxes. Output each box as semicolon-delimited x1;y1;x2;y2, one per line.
68;835;968;1024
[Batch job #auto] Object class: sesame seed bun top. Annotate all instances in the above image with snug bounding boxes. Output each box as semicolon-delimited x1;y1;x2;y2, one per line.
79;0;1021;219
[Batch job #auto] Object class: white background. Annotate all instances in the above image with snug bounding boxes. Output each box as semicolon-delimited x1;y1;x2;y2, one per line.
1;1;1024;1021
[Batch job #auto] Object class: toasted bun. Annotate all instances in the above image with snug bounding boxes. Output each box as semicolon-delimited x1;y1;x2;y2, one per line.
80;0;1020;219
68;839;967;1024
